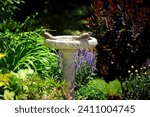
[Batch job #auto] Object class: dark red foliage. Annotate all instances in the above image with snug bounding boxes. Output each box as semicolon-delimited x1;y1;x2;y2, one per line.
89;0;150;82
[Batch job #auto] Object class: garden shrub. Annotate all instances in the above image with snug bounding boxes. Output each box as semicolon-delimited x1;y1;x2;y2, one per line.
0;69;66;100
124;65;150;100
75;78;122;100
0;0;65;100
0;0;59;78
124;77;150;100
75;80;108;100
20;74;66;100
89;0;150;83
0;29;59;78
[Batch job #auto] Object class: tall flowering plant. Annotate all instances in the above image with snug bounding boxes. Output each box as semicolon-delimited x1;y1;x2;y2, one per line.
74;49;97;88
58;48;97;88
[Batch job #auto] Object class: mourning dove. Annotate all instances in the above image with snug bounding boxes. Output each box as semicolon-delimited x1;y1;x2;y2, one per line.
75;32;92;40
43;32;56;40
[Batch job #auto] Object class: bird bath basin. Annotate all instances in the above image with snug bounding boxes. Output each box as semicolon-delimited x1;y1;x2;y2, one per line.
44;35;98;99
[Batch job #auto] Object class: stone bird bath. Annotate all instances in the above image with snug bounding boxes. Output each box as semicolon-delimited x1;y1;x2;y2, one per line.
44;34;98;99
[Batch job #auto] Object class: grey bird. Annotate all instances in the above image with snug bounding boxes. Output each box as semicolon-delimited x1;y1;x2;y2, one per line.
43;32;56;40
75;32;92;40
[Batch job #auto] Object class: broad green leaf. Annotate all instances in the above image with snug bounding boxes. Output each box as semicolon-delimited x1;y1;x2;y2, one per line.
4;90;15;100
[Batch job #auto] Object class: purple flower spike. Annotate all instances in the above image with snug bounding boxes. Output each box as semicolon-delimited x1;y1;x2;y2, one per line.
86;54;92;65
79;57;83;65
78;49;82;56
91;54;96;63
92;61;97;72
87;59;91;65
84;48;89;59
74;62;78;72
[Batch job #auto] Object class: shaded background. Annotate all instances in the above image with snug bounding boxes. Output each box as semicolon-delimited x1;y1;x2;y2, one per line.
13;0;92;35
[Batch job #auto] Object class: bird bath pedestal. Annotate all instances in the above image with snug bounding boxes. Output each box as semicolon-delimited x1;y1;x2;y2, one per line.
45;35;97;99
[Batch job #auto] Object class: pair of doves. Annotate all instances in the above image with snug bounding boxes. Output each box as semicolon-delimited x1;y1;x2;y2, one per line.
43;32;92;40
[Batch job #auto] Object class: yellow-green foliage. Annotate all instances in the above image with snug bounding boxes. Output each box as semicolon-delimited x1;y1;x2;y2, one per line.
4;90;15;100
0;53;5;58
0;73;11;87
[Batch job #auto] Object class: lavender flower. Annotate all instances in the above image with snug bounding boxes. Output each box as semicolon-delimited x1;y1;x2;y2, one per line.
77;57;83;65
86;54;91;65
92;55;96;63
74;62;78;73
92;61;97;72
83;48;89;59
74;48;97;73
77;49;82;56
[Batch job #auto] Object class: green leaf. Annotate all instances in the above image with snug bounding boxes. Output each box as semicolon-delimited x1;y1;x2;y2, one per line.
4;90;15;100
